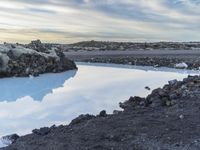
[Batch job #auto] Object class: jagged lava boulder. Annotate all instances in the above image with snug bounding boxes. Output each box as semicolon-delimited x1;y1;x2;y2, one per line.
0;43;77;77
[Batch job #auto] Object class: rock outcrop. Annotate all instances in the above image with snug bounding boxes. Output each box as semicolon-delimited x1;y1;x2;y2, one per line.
0;41;77;77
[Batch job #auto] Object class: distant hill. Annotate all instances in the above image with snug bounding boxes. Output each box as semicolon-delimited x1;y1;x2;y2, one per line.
67;40;200;51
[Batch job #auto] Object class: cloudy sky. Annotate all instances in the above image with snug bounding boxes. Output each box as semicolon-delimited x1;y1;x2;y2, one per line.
0;0;199;43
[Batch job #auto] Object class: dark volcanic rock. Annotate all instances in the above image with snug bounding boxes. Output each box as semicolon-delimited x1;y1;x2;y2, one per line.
69;114;95;125
26;40;48;53
145;86;151;90
32;127;51;136
3;75;200;150
98;110;107;117
119;96;147;110
0;42;77;77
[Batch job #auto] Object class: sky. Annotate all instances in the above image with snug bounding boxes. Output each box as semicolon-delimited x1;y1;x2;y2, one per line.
0;0;200;43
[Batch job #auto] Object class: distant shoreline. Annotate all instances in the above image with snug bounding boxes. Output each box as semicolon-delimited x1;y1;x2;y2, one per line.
65;49;200;70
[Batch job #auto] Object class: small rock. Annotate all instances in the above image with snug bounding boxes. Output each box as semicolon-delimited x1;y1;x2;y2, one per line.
99;110;107;117
70;114;95;125
168;79;178;85
32;127;51;136
50;125;56;130
113;110;122;115
145;86;151;91
119;96;146;110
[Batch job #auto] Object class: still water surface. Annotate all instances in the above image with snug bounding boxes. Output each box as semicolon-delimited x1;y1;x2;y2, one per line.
0;62;199;137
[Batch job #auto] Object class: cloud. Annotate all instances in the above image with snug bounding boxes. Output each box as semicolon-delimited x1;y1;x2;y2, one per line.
0;0;199;43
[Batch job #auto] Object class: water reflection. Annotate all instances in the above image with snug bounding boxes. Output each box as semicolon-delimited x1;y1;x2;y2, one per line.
0;70;77;101
0;63;199;137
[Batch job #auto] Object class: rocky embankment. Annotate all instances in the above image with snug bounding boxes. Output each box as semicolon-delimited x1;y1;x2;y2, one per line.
0;40;77;77
3;75;200;150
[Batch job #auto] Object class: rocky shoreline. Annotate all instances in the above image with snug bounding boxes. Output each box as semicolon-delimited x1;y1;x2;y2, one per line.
0;40;77;77
75;57;194;69
2;75;200;150
64;40;200;70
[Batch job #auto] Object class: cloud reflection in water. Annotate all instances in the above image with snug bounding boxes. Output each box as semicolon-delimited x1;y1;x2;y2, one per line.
0;63;198;137
0;71;77;101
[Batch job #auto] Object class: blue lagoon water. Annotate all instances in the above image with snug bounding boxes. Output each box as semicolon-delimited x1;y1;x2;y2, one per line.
0;62;199;137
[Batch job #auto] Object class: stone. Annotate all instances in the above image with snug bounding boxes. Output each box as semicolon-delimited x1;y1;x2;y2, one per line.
113;110;122;115
168;79;178;85
70;114;95;125
99;110;107;117
119;96;146;110
32;127;51;136
158;89;168;97
145;86;151;90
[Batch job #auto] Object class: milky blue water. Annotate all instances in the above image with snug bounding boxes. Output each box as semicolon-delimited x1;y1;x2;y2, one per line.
0;63;199;137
